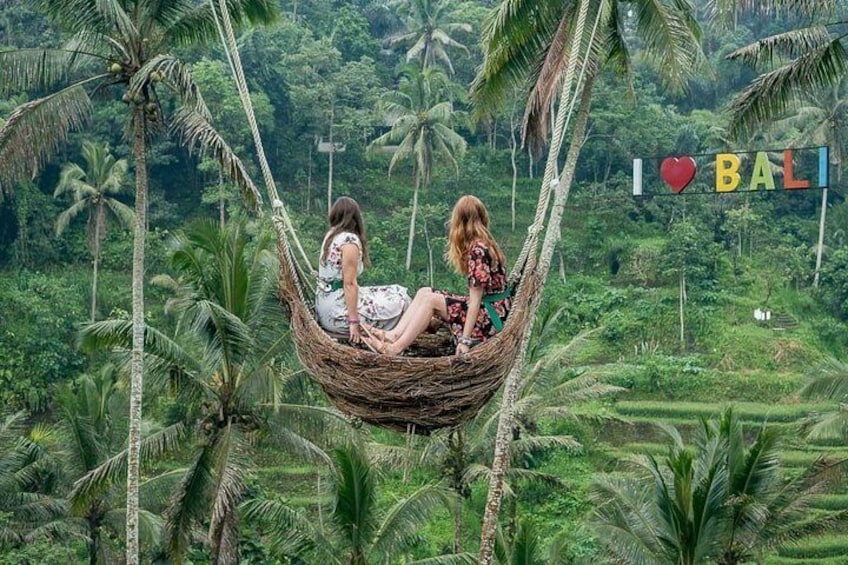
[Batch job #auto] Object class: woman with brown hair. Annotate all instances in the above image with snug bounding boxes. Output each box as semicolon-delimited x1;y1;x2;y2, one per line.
315;196;411;344
363;195;511;355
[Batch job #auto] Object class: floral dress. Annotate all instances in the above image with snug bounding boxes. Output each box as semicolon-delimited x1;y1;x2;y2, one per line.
314;231;411;334
436;240;511;343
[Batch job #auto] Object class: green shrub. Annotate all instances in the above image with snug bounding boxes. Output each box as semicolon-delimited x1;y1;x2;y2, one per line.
0;535;86;564
0;269;89;410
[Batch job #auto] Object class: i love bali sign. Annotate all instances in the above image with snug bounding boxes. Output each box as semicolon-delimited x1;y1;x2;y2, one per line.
632;146;830;196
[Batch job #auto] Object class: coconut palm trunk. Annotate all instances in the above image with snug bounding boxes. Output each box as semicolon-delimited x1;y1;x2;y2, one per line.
219;169;226;229
478;65;598;564
87;513;103;565
406;171;421;270
510;102;518;231
327;102;335;212
91;201;105;321
679;271;686;345
127;106;148;565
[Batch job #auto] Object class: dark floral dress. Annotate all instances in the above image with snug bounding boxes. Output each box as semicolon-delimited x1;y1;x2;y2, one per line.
436;240;511;343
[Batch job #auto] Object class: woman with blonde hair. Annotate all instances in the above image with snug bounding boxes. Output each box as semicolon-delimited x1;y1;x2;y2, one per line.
315;196;411;345
363;195;511;355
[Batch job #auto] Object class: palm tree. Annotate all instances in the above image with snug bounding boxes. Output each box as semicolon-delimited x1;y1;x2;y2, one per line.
591;408;829;565
244;441;464;564
81;220;337;564
0;3;276;561
0;412;66;548
471;3;702;558
54;141;134;321
387;0;472;74
369;65;466;270
58;366;182;565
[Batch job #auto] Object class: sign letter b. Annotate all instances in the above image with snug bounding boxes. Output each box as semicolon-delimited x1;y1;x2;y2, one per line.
716;153;741;192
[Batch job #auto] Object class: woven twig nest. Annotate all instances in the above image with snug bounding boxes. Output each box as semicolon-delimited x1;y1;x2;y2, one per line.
278;248;538;434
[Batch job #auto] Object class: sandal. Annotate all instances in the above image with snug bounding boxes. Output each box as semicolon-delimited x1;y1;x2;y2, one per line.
361;322;394;343
362;333;393;355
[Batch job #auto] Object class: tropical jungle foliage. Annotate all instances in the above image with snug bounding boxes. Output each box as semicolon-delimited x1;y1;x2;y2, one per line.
1;0;848;563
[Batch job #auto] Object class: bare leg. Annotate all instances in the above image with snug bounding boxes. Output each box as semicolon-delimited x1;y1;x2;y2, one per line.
364;290;447;355
367;287;435;343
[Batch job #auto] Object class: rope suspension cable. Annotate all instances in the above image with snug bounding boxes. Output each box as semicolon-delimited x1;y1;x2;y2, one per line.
508;0;602;286
209;0;316;300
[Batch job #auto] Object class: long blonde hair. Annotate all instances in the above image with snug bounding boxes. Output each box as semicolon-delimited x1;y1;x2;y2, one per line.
445;195;505;275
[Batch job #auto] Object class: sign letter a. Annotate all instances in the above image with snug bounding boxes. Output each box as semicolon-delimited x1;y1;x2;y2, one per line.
749;151;775;190
716;154;741;192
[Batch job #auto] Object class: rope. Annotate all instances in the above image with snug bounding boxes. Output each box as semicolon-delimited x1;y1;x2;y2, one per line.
209;0;316;294
508;0;600;284
478;2;606;562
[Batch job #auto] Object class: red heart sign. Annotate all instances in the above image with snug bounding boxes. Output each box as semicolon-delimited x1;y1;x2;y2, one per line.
660;156;697;193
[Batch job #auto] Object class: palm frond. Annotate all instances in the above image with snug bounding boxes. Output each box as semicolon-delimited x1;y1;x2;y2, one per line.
169;106;262;211
165;428;229;560
70;423;187;512
591;470;674;565
603;1;631;78
0;48;96;95
54;163;87;198
208;428;245;564
804;408;848;443
103;198;135;228
522;1;581;146
54;200;90;236
462;463;515;497
164;0;278;47
36;0;108;35
0;84;94;195
633;0;703;91
726;26;834;68
728;37;848;138
102;507;164;548
471;0;567;116
241;498;320;558
801;358;848;401
331;444;378;555
139;469;187;513
78;319;200;372
370;483;453;558
510;435;581;460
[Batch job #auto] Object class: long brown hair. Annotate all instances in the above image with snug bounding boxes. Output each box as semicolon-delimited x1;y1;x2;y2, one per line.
322;196;370;266
445;195;505;275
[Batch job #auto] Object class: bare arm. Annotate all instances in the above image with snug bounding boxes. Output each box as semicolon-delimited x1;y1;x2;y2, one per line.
341;243;362;342
457;284;483;355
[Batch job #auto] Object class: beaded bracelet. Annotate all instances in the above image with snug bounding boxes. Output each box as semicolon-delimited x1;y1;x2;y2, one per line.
348;318;361;325
457;336;474;346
